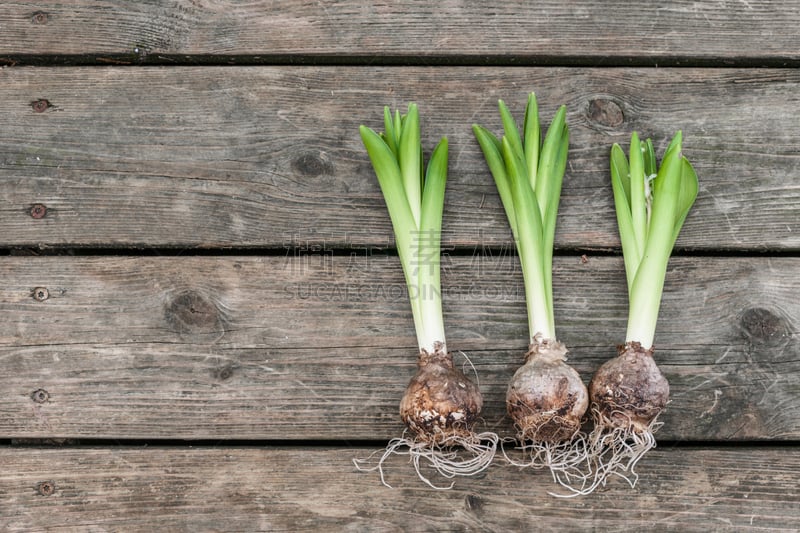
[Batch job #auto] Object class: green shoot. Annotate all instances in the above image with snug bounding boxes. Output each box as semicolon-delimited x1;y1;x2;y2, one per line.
360;103;448;354
473;94;569;342
610;131;698;349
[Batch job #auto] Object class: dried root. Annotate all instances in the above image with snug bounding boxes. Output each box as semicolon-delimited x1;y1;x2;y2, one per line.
552;407;664;497
501;433;594;496
353;430;499;489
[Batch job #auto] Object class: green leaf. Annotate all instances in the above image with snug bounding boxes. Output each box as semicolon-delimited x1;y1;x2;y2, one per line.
390;109;404;155
522;93;540;191
538;108;568;327
383;106;398;156
649;131;684;231
643;138;657;178
499;100;525;163
611;143;631;208
536;105;567;225
610;143;639;291
628;132;647;258
398;104;422;226
502;136;553;339
421;138;448;236
472;124;518;240
359;124;416;248
671;156;699;249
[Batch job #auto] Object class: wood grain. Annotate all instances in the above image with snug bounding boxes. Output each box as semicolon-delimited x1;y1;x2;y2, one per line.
1;67;799;251
1;2;796;528
1;255;796;440
1;1;798;63
1;445;798;531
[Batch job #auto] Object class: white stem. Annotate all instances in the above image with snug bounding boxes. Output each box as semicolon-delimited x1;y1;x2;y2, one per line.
417;294;447;353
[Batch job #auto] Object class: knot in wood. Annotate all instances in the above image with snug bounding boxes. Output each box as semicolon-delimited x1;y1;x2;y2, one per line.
212;364;235;381
740;307;790;347
293;152;334;177
587;98;624;128
164;290;224;336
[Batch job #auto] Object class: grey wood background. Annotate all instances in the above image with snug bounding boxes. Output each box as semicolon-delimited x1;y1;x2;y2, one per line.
0;256;797;441
1;1;798;530
1;1;798;63
2;447;798;531
1;67;798;250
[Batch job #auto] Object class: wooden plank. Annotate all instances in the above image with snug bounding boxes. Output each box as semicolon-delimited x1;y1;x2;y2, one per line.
1;1;798;63
1;445;798;531
1;255;797;440
1;67;799;251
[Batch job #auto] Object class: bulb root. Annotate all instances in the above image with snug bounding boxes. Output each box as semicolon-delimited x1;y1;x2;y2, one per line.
353;431;499;489
560;342;669;496
553;407;663;497
355;346;497;489
501;338;593;494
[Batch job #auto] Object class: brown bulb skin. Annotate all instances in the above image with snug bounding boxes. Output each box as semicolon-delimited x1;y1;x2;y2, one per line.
589;342;669;432
399;346;483;444
506;339;589;443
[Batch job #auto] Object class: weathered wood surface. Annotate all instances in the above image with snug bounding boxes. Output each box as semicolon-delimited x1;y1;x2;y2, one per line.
1;255;796;440
1;446;798;531
1;67;799;251
1;1;798;64
1;1;798;527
